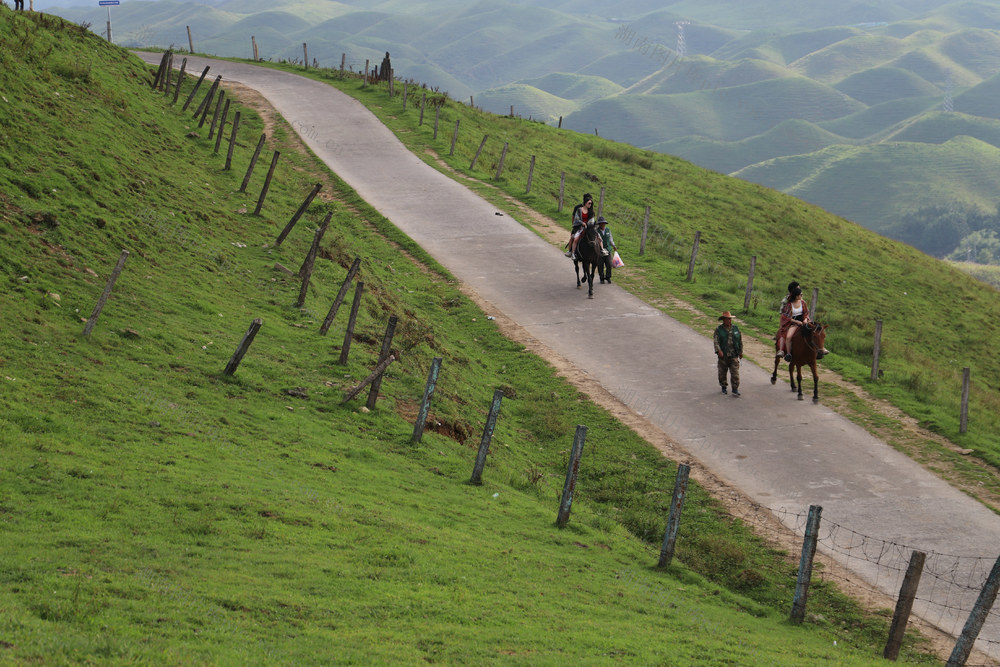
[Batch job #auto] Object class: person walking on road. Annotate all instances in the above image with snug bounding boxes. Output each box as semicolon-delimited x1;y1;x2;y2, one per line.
596;216;616;283
714;311;742;396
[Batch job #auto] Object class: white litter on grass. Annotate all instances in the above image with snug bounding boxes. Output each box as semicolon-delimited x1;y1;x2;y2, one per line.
492;493;499;498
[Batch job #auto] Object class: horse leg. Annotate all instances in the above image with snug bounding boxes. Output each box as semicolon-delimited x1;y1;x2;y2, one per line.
811;362;819;403
797;365;804;400
788;364;796;392
574;259;581;288
771;356;778;385
587;263;595;299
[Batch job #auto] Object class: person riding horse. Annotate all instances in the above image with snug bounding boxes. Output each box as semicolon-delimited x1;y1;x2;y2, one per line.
778;286;809;362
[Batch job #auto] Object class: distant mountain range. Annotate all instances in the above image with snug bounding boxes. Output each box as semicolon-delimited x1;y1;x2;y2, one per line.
49;0;1000;258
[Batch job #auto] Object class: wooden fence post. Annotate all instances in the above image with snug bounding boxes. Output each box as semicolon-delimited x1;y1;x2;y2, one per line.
556;425;587;527
295;212;332;308
947;555;1000;666
151;50;169;89
338;282;364;365
525;155;535;194
161;52;174;95
83;249;129;336
213;99;229;154
657;463;690;568
339;53;345;74
171;57;187;105
419;92;426;125
871;319;883;381
412;357;443;443
319;257;361;335
433;106;440;140
402;82;408;110
449;119;459;156
597;186;605;218
469;135;488;170
207;90;226;141
883;550;926;661
254;150;280;215
743;256;756;312
240;133;267;193
790;504;823;624
362;59;369;87
494;142;508;180
275;183;322;246
558;171;565;213
810;287;819;316
960;367;971;433
558;116;562;128
639;206;650;256
224;110;240;171
686;231;701;282
342;355;396;403
194;74;221;122
470;388;504;485
186;25;193;54
366;315;398;410
223;318;262;376
303;43;308;69
181;65;210;112
251;36;257;61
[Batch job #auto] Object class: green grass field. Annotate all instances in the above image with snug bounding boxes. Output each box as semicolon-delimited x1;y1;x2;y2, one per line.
0;10;942;664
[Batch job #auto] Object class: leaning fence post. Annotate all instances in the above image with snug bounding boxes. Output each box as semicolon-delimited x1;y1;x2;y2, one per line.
449;119;459;156
657;463;691;568
275;183;322;246
525;155;535;194
597;186;605;218
186;25;193;54
556;425;587;527
366;315;398;409
214;99;230;154
947;554;1000;666
494;142;508;180
240;133;267;193
223;318;262;376
338;282;364;365
960;367;971;434
412;357;443;443
790;504;823;624
743;256;756;312
871;319;883;381
470;389;504;485
224;111;241;171
639;206;650;256
161;52;174;95
469;135;488;171
254;150;280;215
686;231;701;282
83;249;129;336
194;75;221;123
342;354;396;403
171;57;187;105
319;257;361;335
295;212;332;308
181;65;210;112
207;90;226;141
883;550;926;661
151;50;169;89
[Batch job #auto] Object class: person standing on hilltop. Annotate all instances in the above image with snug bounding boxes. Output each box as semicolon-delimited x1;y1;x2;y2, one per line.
14;0;24;10
714;311;742;396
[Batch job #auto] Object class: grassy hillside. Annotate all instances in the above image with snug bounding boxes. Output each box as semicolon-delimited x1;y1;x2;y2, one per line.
475;84;577;124
0;10;936;664
833;66;941;106
887;110;1000;148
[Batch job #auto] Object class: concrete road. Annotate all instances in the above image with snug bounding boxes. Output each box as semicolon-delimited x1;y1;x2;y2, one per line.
137;53;1000;659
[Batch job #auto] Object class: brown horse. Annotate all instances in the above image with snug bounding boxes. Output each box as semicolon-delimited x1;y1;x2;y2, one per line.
571;221;602;298
771;322;828;402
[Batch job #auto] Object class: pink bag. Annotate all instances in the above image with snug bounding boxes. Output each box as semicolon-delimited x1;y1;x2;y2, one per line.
611;251;624;268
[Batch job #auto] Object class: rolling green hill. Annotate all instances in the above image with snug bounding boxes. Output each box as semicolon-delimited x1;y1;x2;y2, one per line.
0;9;942;665
887;110;1000;147
653;119;854;174
834;66;941;105
475;83;577;123
733;137;1000;231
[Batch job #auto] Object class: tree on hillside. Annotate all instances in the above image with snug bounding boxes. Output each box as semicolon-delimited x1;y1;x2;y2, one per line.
886;203;1000;258
946;230;1000;265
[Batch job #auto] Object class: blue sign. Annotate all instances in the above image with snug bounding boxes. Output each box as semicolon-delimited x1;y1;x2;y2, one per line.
98;1;119;5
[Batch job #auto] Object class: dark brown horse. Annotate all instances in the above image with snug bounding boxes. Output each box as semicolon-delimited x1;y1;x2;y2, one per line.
771;322;828;402
571;222;602;298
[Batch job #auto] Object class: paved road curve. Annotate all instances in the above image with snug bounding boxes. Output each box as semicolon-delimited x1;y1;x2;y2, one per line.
139;53;1000;659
